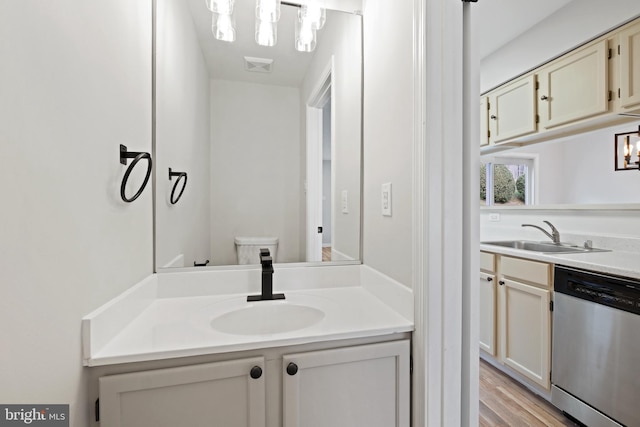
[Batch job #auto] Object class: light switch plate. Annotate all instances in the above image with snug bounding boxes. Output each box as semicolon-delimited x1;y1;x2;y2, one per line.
341;190;349;214
381;183;392;216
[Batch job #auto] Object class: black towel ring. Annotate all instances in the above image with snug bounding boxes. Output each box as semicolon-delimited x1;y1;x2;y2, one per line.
169;168;188;205
120;144;152;203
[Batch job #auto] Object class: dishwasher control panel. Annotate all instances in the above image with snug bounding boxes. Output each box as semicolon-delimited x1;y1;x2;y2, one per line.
555;266;640;315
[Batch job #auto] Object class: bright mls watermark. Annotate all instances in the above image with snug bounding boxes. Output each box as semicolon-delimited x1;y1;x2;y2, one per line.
0;405;68;426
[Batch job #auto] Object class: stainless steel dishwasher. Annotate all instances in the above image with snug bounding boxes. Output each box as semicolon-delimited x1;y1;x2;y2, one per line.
552;266;640;427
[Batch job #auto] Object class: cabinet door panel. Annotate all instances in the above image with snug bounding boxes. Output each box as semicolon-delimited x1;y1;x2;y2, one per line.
489;75;537;144
480;96;490;147
479;272;497;356
501;279;551;389
538;40;609;129
619;21;640;109
99;358;266;427
283;340;409;427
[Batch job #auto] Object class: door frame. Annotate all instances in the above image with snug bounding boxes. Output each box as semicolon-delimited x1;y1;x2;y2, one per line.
305;57;334;262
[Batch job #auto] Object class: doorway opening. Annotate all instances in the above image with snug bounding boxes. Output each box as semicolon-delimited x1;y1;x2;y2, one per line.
306;59;334;262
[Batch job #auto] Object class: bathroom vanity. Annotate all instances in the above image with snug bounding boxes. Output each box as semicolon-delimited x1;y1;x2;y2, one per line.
83;264;413;427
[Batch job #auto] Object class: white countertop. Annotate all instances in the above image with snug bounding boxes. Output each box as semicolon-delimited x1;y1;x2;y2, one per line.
480;243;640;280
82;265;414;367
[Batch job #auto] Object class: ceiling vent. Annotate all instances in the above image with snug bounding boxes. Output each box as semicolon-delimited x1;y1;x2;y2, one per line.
244;56;273;73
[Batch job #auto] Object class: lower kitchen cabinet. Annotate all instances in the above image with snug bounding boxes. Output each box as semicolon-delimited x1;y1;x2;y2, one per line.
479;253;553;390
96;338;410;427
479;252;497;356
500;276;551;389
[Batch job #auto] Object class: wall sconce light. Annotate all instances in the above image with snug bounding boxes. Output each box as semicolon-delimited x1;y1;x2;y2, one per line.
614;125;640;171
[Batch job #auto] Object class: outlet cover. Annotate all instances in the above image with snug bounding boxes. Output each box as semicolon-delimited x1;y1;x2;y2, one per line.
381;183;392;216
341;190;349;214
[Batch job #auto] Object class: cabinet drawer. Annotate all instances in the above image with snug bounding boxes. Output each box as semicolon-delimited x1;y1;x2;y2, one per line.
480;252;496;273
500;256;550;287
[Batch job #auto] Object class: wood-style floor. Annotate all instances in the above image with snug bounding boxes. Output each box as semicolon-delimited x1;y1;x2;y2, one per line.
322;246;331;261
479;359;579;427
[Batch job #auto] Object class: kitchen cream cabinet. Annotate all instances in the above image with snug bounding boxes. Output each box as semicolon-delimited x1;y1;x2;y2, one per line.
487;75;538;144
479;252;497;356
480;96;490;147
618;19;640;111
282;340;410;427
537;39;610;130
479;253;553;390
95;338;410;427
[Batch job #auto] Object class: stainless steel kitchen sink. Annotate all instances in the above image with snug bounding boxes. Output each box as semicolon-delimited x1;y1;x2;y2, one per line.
481;240;610;254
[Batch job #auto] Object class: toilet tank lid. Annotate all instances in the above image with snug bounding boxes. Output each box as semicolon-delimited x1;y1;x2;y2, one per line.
234;237;279;245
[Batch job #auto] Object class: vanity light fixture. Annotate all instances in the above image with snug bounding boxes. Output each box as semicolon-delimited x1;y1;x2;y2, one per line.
300;3;325;30
205;0;325;51
255;20;277;46
206;0;235;14
212;12;236;42
614;125;640;171
295;13;316;52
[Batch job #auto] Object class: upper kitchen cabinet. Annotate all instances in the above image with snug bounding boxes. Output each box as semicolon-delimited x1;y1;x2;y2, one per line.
618;19;640;111
537;39;610;130
487;75;538;144
480;97;490;147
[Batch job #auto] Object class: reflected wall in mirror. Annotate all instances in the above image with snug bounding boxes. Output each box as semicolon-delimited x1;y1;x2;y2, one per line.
476;0;640;207
155;0;362;268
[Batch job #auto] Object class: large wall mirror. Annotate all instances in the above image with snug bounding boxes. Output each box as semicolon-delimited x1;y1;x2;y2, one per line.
154;0;362;269
476;1;640;208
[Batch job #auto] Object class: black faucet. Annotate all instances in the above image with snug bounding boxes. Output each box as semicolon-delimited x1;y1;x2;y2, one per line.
247;248;285;302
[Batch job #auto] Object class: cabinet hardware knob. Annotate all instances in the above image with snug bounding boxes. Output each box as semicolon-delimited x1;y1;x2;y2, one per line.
499;280;505;286
490;115;497;120
540;95;548;101
250;366;263;379
486;277;493;282
286;362;298;376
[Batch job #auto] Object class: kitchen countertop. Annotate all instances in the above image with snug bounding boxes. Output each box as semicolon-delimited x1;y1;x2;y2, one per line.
82;265;414;367
480;243;640;280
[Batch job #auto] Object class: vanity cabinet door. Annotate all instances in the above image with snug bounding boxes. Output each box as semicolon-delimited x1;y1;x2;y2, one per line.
499;278;551;390
282;340;410;427
618;20;640;110
538;39;609;129
487;74;538;144
99;357;266;427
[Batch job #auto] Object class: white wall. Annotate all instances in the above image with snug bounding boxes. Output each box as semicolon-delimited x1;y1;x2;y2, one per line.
210;80;301;264
483;120;640;205
156;0;211;268
0;1;152;426
481;0;640;92
301;11;362;261
361;0;414;286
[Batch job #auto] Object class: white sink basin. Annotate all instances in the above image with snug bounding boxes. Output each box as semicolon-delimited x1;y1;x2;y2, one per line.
210;301;325;335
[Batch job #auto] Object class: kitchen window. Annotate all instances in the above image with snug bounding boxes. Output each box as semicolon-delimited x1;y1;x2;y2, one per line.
481;155;536;206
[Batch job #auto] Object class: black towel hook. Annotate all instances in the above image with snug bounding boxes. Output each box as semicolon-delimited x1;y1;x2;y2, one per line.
168;168;188;205
120;144;152;203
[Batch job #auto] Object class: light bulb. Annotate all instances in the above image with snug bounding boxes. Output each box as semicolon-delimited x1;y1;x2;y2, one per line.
205;0;234;15
295;15;316;52
212;13;235;42
255;19;277;46
301;4;325;30
256;0;280;23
